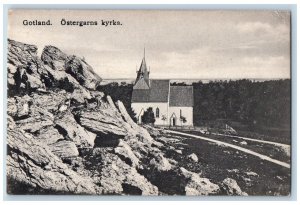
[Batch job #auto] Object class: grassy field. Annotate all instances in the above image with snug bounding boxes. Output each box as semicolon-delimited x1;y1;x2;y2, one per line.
152;130;291;196
184;130;290;163
236;129;291;145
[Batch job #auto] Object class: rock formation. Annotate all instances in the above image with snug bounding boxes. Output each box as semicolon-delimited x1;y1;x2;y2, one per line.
7;39;245;196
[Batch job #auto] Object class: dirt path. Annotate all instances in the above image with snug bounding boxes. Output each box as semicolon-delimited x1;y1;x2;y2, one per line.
210;132;290;157
165;130;290;169
212;132;289;147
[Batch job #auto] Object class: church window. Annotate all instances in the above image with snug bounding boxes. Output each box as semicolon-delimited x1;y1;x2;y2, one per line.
156;107;160;118
180;109;182;117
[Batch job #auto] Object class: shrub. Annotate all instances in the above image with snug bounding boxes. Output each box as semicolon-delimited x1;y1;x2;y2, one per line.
141;107;155;124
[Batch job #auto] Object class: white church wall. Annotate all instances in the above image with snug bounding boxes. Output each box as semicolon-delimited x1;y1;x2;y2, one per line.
168;107;193;126
131;102;169;125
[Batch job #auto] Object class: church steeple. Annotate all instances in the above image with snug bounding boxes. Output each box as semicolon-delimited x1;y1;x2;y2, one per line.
133;48;150;89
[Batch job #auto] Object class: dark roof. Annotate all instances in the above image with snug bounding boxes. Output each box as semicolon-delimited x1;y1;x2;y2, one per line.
169;86;193;107
131;89;150;102
132;80;170;102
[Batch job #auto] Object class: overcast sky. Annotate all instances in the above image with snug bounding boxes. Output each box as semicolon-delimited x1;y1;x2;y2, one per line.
8;10;290;79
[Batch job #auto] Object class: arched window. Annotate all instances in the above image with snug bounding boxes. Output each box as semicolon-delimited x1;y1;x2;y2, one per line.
156;107;160;118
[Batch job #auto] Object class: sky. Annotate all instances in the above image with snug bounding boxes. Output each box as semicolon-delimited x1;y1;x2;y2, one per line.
8;10;290;79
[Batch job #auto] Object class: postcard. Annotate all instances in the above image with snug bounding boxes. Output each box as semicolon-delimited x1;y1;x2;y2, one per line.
6;9;291;196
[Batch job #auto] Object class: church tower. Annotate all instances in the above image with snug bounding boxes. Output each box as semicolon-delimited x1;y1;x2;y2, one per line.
133;48;150;89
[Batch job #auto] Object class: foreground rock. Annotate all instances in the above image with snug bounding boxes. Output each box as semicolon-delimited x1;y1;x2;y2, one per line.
6;39;249;196
221;178;248;196
187;153;199;162
7;124;101;194
180;168;219;195
6;39;175;195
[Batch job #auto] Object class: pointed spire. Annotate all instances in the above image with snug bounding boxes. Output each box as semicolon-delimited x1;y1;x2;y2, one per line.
134;46;150;87
140;46;147;73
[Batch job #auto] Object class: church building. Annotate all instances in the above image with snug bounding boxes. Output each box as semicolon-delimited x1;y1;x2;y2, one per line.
131;52;194;127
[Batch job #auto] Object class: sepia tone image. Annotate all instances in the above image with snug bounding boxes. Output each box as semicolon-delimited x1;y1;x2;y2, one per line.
6;10;291;196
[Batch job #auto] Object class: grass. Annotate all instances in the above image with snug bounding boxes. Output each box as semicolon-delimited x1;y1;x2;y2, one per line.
182;130;290;163
236;129;291;145
152;131;291;196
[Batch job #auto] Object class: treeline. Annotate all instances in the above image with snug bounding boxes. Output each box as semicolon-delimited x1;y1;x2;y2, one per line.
98;79;291;130
98;82;133;109
190;79;291;129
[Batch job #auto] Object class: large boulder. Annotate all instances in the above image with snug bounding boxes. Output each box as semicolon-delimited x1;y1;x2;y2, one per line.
149;153;173;172
54;111;96;148
78;109;127;137
41;45;68;70
41;45;102;90
65;55;102;90
90;148;158;195
7;39;50;92
180;167;220;195
221;178;248;196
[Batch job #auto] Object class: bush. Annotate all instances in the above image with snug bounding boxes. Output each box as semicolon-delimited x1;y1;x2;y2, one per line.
141;107;155;124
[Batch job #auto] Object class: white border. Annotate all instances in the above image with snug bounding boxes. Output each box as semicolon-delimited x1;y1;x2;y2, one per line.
1;1;298;204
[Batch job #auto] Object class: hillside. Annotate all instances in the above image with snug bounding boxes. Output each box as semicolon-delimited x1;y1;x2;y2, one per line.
6;39;244;195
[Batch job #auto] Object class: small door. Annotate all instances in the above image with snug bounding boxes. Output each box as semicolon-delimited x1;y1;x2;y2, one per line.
170;113;177;126
170;117;176;126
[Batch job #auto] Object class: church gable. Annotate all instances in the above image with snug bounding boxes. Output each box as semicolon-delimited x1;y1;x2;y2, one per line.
133;78;150;90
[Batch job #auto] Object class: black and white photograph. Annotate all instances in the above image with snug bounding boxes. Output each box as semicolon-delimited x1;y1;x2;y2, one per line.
6;9;291;196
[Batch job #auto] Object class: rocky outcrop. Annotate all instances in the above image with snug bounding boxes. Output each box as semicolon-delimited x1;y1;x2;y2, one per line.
65;55;101;90
7;39;245;196
7;122;101;194
41;45;68;69
7;40;53;94
54;111;96;148
89;148;158;195
41;45;102;90
7;39;164;195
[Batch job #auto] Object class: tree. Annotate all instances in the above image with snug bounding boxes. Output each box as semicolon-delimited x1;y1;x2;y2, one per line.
141;107;155;124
